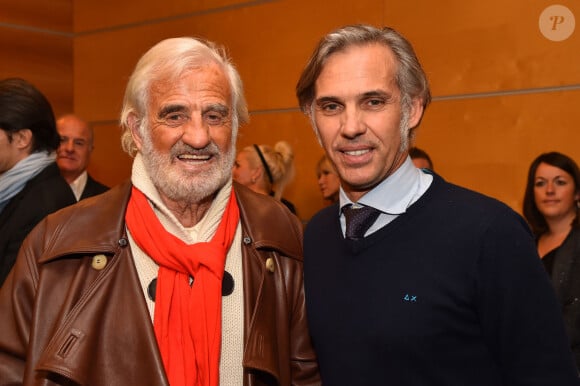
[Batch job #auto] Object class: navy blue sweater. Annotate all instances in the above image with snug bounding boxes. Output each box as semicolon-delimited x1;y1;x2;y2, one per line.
304;174;580;385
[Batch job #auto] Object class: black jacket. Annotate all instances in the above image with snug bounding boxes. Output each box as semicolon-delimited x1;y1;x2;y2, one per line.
80;174;109;200
0;162;76;287
544;227;580;369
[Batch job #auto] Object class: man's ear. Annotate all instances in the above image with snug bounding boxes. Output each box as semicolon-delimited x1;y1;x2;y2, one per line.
407;98;425;129
128;113;144;151
14;129;33;151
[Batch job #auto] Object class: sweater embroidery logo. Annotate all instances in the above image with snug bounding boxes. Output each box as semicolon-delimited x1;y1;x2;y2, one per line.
403;294;417;302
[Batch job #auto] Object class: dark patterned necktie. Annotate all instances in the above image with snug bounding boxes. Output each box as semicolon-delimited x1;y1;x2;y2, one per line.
343;204;381;240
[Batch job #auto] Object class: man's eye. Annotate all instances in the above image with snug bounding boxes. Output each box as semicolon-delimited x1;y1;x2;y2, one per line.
167;113;182;121
365;98;385;108
164;113;188;126
319;103;342;115
204;112;226;125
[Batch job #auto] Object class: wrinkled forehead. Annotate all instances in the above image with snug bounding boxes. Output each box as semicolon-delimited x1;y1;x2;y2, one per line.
148;61;232;105
155;58;229;88
58;118;91;138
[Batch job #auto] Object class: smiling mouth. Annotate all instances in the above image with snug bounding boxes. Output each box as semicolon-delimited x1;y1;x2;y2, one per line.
343;149;371;156
177;154;211;161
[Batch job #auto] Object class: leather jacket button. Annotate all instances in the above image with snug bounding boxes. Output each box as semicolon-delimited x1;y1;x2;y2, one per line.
92;254;108;270
118;238;129;247
266;257;275;273
243;236;251;245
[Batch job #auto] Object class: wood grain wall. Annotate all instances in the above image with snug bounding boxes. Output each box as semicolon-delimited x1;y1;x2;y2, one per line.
0;0;73;116
3;0;579;222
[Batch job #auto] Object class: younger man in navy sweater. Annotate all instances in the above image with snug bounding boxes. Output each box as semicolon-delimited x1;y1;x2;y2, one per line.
296;24;580;385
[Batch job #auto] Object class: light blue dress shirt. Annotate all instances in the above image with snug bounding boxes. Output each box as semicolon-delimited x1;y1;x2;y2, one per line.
338;156;433;237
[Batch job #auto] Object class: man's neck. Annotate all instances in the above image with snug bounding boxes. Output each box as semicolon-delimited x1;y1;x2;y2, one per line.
62;171;82;185
158;192;217;228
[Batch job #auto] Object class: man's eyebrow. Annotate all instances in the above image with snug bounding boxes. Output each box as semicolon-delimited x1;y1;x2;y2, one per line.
314;96;341;105
361;90;392;99
157;104;187;118
314;90;394;104
203;103;229;115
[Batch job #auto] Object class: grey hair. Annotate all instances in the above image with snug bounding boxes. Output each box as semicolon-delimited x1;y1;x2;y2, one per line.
120;37;249;156
296;24;431;144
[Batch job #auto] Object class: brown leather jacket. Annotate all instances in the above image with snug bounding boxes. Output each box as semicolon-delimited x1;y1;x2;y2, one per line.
0;181;320;386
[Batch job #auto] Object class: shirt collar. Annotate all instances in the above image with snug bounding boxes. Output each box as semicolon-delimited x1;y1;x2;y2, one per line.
69;170;88;201
339;156;423;215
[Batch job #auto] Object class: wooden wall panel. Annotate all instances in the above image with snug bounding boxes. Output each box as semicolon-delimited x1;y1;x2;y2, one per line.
386;0;580;95
74;0;257;32
88;122;133;188
414;89;580;212
0;2;72;117
0;0;71;32
0;28;73;116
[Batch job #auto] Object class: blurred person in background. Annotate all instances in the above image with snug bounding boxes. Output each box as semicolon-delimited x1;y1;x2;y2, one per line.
523;151;580;369
233;141;297;214
409;146;434;170
0;78;76;287
56;114;109;201
316;154;340;204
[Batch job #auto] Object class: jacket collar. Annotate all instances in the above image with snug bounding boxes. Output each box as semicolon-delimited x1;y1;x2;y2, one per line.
234;181;302;261
38;181;132;263
38;180;302;263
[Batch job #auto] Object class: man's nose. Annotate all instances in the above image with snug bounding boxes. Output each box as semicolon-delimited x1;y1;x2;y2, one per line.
340;107;366;138
62;139;75;152
181;118;211;149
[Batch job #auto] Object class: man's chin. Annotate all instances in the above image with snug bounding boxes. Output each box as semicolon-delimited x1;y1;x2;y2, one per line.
57;160;79;171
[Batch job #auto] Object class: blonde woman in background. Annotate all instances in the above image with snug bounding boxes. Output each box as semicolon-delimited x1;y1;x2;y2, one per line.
316;155;340;204
233;141;297;214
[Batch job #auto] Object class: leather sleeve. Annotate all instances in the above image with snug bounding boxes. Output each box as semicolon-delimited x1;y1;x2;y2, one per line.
285;215;320;386
287;258;320;386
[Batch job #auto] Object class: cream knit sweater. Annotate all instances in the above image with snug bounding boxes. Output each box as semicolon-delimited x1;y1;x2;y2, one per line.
129;153;244;384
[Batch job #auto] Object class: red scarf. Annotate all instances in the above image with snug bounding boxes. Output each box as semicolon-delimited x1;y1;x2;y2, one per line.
125;186;239;386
